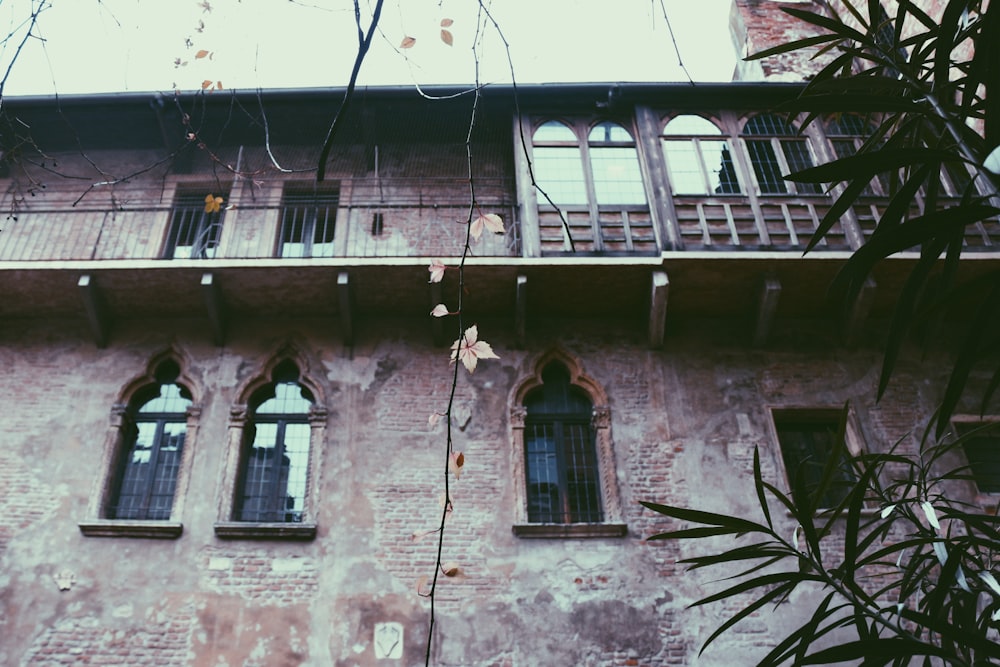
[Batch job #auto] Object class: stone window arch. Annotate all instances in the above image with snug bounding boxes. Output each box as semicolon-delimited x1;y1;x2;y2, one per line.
215;347;327;539
80;347;202;538
510;350;626;538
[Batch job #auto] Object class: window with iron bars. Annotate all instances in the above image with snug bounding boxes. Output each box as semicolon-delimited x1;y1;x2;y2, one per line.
278;184;339;258
107;364;191;521
163;188;227;259
235;362;313;523
523;363;603;523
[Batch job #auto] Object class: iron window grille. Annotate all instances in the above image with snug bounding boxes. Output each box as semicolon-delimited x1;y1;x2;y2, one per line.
773;410;858;509
742;114;822;196
278;184;339;258
107;367;191;521
523;363;603;523
235;362;313;523
661;114;742;195
163;189;227;259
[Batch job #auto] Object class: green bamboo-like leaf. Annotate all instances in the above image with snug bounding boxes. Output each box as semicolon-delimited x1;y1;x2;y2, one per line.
876;238;947;400
690;571;818;608
800;638;954;664
646;526;746;540
979;359;1000;416
746;33;843;61
697;580;798;656
753;447;773;529
777;93;923;113
876;164;931;233
679;543;790;569
897;0;937;32
934;1;965;100
781;6;868;42
639;501;767;534
936;274;1000;436
758;596;852;666
785;148;961;183
804;177;869;254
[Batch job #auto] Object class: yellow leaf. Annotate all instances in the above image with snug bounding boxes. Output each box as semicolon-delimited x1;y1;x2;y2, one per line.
440;18;454;27
440;29;453;46
195;49;210;59
204;194;223;213
400;35;416;49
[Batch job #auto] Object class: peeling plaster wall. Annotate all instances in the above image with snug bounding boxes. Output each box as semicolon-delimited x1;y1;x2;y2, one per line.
0;314;954;666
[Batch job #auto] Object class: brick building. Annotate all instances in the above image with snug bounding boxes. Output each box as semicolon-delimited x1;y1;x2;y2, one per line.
0;2;996;666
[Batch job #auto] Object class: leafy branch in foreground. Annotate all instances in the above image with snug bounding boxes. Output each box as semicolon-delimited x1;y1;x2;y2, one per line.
643;424;1000;666
752;1;1000;435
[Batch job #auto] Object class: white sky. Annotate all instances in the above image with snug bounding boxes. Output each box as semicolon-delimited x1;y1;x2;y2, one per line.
0;0;737;96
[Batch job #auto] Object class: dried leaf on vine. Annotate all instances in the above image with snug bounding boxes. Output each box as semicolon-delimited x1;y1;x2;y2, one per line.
195;49;211;59
470;213;504;240
400;35;416;49
204;194;223;213
450;325;500;373
430;304;450;318
441;29;453;46
428;259;446;283
442;562;461;577
449;451;465;479
416;574;429;596
440;18;454;27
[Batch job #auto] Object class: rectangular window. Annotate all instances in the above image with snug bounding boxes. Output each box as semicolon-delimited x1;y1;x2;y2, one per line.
953;422;1000;494
773;409;858;509
525;421;602;523
278;184;339;258
163;188;227;259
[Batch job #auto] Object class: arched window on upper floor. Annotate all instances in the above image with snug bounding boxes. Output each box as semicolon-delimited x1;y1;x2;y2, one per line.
742;114;822;195
80;349;201;539
530;120;655;254
216;351;327;539
510;352;625;538
661;115;741;195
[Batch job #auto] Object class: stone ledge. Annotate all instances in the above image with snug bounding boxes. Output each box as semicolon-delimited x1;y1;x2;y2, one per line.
512;523;628;539
78;520;183;539
213;522;317;540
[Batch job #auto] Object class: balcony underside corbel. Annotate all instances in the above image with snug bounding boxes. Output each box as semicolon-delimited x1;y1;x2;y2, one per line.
753;276;782;347
338;271;354;347
78;274;110;348
649;270;669;349
843;276;877;348
201;272;226;347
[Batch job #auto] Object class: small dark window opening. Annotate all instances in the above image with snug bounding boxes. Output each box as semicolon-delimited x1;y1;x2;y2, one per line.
774;411;857;509
107;360;192;520
742;115;822;196
163;189;226;259
235;360;315;523
524;364;603;523
954;422;1000;494
371;212;384;237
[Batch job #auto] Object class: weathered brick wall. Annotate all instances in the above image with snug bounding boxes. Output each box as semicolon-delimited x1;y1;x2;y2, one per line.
0;313;954;666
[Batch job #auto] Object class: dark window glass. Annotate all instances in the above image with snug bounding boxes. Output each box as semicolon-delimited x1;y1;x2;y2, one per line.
774;412;856;508
826;114;886;195
279;185;339;258
236;362;314;523
108;364;191;520
524;364;602;523
954;423;1000;494
163;189;227;259
743;114;821;195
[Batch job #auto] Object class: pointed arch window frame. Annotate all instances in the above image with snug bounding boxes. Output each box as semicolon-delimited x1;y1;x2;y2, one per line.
510;351;626;538
80;350;202;539
214;353;328;540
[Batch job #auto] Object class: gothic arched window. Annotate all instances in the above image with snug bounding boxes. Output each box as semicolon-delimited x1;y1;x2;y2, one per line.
107;359;192;521
236;360;315;523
